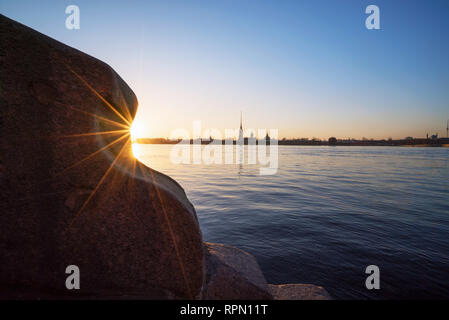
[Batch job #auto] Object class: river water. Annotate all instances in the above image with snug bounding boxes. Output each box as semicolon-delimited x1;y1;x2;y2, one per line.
135;144;449;299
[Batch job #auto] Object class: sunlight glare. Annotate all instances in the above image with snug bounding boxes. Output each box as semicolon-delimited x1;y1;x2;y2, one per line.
131;142;143;159
130;121;146;142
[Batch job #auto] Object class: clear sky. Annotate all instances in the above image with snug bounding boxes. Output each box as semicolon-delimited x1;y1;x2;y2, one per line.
2;0;449;139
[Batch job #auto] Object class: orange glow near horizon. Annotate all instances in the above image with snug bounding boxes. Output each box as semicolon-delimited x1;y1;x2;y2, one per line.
130;120;146;158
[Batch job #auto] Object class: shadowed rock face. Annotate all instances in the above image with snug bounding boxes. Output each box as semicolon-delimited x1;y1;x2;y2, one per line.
0;14;331;301
268;284;331;300
203;243;273;300
0;14;203;299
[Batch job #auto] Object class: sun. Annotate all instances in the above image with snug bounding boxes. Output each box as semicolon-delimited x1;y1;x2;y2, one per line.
130;120;146;142
130;121;146;159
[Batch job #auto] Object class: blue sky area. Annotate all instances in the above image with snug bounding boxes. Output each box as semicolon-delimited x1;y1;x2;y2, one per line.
1;0;448;139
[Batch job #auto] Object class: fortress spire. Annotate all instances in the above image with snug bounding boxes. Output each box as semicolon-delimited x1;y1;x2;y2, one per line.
240;111;243;130
238;111;244;142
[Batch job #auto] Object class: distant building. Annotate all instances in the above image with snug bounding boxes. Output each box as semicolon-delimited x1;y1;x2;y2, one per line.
328;137;337;145
238;112;244;144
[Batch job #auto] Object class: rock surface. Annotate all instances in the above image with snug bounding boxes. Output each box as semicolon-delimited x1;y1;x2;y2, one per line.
268;284;332;300
0;14;330;300
0;14;203;299
202;242;273;300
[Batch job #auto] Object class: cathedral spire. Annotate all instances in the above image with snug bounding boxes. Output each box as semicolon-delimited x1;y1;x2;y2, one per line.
238;111;244;142
240;111;242;130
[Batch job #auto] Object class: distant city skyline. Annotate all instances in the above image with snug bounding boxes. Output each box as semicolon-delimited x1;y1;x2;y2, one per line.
2;0;449;139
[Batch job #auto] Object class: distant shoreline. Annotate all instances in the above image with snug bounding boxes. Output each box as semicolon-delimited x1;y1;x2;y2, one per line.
134;138;449;147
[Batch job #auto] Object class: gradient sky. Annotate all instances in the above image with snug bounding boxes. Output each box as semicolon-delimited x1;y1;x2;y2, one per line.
2;0;449;139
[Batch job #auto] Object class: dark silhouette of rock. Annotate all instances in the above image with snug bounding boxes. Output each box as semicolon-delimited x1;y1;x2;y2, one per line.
0;14;330;300
202;243;273;299
0;14;203;299
268;284;331;300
